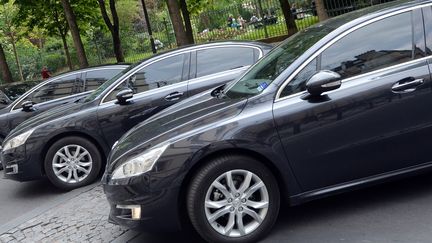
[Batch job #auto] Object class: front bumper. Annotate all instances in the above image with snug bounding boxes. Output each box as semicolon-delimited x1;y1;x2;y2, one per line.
2;143;44;181
103;174;183;232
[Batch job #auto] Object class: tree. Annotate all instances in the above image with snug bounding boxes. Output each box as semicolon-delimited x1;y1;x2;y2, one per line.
0;0;24;81
15;0;73;70
0;43;13;83
315;0;329;21
166;0;190;46
179;0;194;44
279;0;298;35
97;0;125;63
60;0;89;68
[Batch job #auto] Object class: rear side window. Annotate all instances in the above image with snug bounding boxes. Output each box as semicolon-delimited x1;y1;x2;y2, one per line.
320;12;414;79
424;7;432;55
196;47;255;78
84;69;124;92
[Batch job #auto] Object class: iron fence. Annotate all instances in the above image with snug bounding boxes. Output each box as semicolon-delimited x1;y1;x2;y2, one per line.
1;0;397;83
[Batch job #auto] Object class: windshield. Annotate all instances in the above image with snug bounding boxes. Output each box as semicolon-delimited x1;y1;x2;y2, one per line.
225;26;333;99
84;62;141;102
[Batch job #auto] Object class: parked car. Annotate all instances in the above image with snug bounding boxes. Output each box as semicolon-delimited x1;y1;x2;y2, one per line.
1;41;273;189
101;1;432;242
0;65;127;170
0;80;42;101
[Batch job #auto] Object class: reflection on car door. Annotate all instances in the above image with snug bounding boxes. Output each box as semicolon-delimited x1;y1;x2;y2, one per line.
273;10;432;191
97;53;190;147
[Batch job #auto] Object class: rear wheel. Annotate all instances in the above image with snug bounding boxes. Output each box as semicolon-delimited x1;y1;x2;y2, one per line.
44;136;101;190
187;154;280;243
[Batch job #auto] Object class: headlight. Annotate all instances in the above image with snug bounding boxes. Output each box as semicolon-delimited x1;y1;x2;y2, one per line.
111;144;169;180
3;129;35;151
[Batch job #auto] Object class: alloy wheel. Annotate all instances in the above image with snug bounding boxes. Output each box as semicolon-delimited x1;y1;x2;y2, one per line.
52;144;93;184
204;169;269;238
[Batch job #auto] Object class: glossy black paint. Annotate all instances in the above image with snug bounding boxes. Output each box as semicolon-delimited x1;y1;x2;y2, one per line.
1;41;272;182
103;1;432;233
0;65;127;141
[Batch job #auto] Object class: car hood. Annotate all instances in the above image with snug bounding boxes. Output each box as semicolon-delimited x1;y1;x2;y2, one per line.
7;102;87;139
109;91;248;165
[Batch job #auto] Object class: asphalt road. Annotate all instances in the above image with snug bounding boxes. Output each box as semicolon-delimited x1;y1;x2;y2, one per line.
129;172;432;243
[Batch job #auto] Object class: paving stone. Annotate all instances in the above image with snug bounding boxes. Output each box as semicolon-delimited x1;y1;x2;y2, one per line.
0;186;128;242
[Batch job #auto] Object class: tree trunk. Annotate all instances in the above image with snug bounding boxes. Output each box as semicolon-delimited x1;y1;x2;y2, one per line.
279;0;298;36
60;31;73;70
10;35;24;81
179;0;194;44
60;0;89;68
166;0;189;47
97;0;125;63
315;0;329;21
0;44;13;83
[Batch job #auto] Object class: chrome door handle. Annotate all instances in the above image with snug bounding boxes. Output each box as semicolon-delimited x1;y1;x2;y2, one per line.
391;78;424;93
165;92;184;101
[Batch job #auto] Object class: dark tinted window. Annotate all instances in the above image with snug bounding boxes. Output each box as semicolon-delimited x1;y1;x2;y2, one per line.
15;74;79;109
196;47;255;78
281;58;317;97
321;12;413;79
84;69;124;92
424;7;432;55
105;54;185;101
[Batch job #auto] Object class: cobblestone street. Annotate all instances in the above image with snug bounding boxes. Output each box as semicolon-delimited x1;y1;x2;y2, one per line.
0;186;127;243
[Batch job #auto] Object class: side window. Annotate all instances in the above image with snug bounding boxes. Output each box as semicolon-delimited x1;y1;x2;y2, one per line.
105;55;185;102
84;69;123;92
424;7;432;55
196;47;255;78
321;12;414;79
14;74;78;109
281;58;317;97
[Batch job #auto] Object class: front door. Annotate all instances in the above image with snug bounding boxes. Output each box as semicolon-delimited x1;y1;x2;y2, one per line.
273;10;432;191
97;53;189;147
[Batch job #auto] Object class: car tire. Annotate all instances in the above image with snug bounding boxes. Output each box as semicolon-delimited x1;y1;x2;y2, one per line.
44;136;102;190
187;154;280;243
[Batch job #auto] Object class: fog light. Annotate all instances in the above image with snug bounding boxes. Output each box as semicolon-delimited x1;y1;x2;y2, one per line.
5;164;18;175
116;205;141;220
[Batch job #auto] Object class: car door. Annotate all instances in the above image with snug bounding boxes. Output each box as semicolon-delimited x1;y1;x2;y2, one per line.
187;46;262;96
97;53;189;147
424;6;432;71
273;10;432;191
8;73;82;129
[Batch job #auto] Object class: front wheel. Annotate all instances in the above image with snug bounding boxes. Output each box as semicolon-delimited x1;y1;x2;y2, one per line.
44;136;102;190
187;154;280;243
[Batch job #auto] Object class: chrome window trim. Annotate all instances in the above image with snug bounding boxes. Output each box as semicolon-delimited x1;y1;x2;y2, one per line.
275;3;432;102
100;44;263;105
277;55;432;102
10;67;124;111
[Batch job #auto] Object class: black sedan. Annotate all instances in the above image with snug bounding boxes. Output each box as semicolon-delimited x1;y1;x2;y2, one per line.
102;1;432;242
1;41;272;190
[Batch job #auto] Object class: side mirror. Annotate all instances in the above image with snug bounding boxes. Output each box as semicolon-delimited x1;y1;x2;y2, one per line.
116;89;134;105
21;101;34;112
303;70;342;99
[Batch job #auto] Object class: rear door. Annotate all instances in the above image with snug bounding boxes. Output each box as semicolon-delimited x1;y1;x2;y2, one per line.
97;53;190;146
273;10;432;191
187;46;261;95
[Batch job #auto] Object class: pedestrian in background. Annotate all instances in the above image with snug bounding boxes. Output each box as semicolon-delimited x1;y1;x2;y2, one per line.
41;66;51;80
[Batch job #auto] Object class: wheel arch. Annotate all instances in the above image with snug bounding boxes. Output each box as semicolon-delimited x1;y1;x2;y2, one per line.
177;147;290;231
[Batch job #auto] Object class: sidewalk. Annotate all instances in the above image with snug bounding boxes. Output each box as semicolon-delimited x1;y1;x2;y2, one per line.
0;185;128;243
